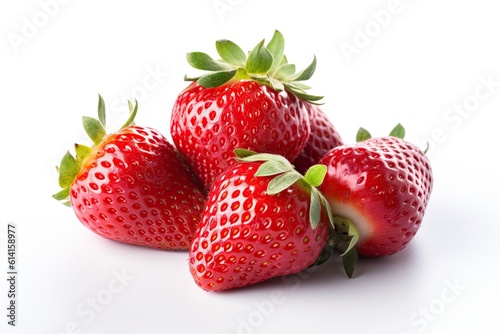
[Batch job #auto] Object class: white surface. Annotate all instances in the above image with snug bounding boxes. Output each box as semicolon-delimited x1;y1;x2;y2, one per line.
1;1;499;333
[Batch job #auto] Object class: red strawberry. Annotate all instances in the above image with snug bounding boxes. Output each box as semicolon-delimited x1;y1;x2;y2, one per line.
318;125;433;257
293;104;344;174
189;149;333;291
171;30;323;192
53;96;206;250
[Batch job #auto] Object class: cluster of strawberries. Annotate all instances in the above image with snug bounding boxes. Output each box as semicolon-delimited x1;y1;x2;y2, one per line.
54;31;433;292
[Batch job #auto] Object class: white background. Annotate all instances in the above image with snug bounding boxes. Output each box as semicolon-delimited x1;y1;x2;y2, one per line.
1;1;499;333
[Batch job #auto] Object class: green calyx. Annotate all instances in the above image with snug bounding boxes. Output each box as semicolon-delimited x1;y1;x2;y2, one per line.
234;148;330;229
356;123;405;142
357;123;431;154
184;30;323;104
52;95;139;206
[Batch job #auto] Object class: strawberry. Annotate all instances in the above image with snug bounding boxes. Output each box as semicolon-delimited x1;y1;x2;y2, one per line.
318;125;433;258
53;96;206;250
293;104;344;174
188;149;334;291
171;30;323;192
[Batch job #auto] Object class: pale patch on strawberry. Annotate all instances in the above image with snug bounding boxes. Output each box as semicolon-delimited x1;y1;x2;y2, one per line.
328;201;374;247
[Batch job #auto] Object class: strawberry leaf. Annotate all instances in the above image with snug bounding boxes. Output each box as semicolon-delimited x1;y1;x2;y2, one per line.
58;151;80;188
121;99;138;129
286;82;311;91
249;74;270;86
268;76;284;92
52;186;70;201
235;150;292;168
285;88;323;104
329;216;359;278
198;70;237;88
267;171;302;195
304;164;327;187
186;52;232;72
255;160;293;177
97;94;106;127
309;189;321;229
292;56;317;81
356;127;372;142
82;116;106;145
389;123;405;139
343;226;359;256
280;55;288;66
127;100;134;114
75;143;92;162
246;40;273;75
423;141;430;154
216;40;246;67
342;247;358;278
275;63;296;81
234;148;258;159
267;30;285;74
319;195;334;227
332;216;360;256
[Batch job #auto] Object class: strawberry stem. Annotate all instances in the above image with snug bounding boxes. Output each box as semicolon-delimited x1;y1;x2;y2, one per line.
389;123;405;139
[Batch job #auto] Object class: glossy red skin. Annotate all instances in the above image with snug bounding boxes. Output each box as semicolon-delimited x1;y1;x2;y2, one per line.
171;81;310;192
318;137;433;257
70;126;206;250
293;104;343;174
189;161;329;291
